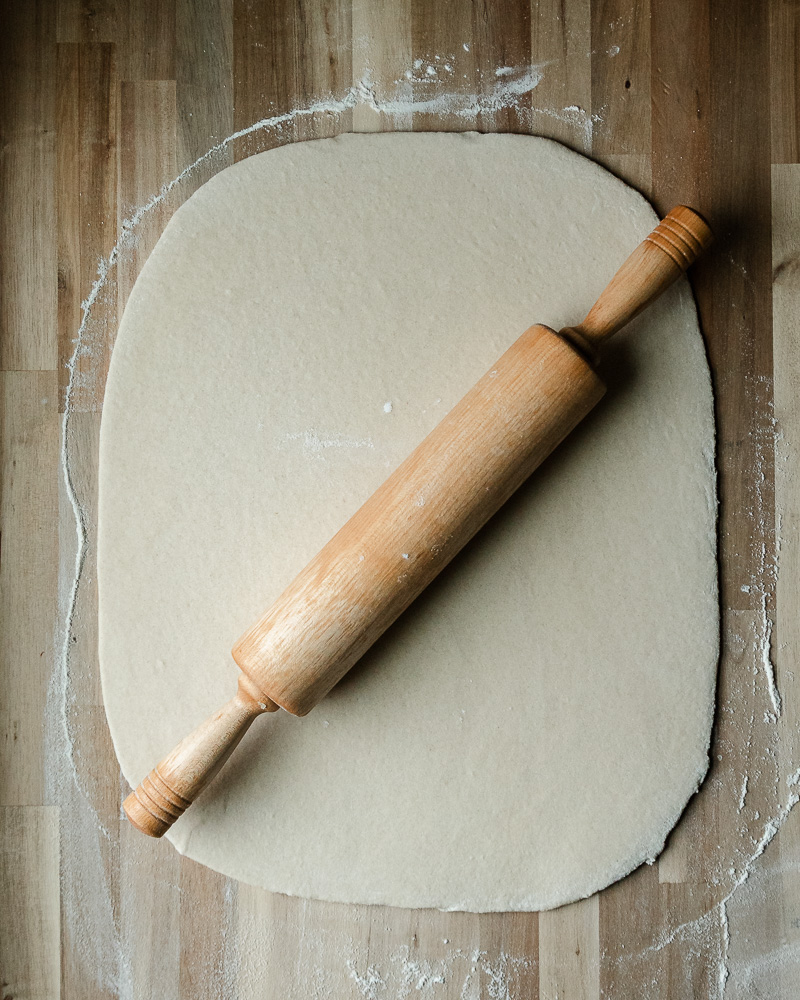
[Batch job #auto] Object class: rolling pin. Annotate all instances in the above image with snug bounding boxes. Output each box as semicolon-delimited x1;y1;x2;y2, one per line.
124;205;712;837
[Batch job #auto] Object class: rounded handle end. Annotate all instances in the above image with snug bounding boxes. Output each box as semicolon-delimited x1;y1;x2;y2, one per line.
124;767;191;838
123;675;278;837
647;205;713;271
571;204;713;349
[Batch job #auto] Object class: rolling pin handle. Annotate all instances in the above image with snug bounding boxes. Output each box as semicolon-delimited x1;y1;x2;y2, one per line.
123;674;278;838
568;205;713;352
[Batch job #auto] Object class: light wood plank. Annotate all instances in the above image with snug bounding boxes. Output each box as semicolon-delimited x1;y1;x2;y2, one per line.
773;162;800;794
56;43;83;408
773;161;800;997
51;27;123;1000
659;883;724;997
58;412;124;1000
770;0;800;164
599;864;662;997
539;894;600;999
0;807;60;1000
0;372;60;806
235;888;357;998
119;819;182;999
117;81;178;315
178;858;234;1000
351;0;412;132
476;912;538;999
60;411;105;709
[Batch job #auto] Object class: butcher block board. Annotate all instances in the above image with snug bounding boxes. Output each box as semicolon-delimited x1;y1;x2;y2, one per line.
1;2;799;998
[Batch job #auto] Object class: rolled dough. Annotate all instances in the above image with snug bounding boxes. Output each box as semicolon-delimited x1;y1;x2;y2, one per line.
98;132;718;911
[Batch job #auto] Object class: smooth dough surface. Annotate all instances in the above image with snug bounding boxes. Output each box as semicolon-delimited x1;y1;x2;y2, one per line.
99;132;718;911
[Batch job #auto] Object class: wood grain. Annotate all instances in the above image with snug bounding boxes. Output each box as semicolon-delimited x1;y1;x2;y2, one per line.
530;0;592;151
56;41;118;411
0;4;58;371
539;895;599;999
771;161;800;998
2;0;798;997
0;807;60;999
591;0;651;156
771;0;800;164
0;372;60;806
175;0;234;189
351;1;411;132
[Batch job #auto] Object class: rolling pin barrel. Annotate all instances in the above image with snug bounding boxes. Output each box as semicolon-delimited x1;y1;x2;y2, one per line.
233;324;605;715
123;205;712;837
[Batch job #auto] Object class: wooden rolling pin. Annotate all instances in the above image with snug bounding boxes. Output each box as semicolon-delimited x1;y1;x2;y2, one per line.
124;205;713;837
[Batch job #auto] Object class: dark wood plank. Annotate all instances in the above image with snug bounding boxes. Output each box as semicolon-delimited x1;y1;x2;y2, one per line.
0;2;58;370
706;0;774;612
175;0;234;184
56;42;118;412
56;0;118;44
770;0;800;163
117;0;177;81
591;0;651;156
650;0;712;213
530;0;593;152
411;0;532;133
56;43;82;407
232;0;352;161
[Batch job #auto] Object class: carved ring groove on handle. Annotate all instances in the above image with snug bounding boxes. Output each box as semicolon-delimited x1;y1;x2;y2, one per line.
133;767;191;825
645;215;704;270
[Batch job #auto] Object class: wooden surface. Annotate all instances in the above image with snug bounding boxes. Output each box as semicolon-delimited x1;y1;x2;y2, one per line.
1;1;799;997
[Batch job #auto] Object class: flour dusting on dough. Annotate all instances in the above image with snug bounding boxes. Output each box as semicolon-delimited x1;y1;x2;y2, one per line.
285;429;375;453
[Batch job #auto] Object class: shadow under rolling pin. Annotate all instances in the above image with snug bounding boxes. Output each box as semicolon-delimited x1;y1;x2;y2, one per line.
124;205;713;837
